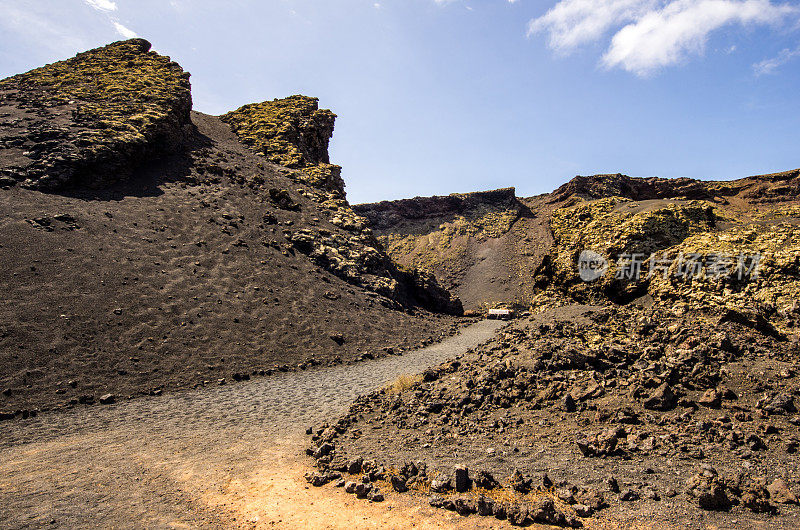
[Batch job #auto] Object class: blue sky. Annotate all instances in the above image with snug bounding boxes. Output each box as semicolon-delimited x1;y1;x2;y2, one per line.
1;0;799;203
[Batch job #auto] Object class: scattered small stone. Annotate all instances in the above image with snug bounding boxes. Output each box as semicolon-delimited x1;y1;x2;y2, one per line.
620;489;640;502
698;388;721;408
767;478;798;504
368;489;384;502
354;482;373;498
475;495;494;516
391;475;408;493
508;469;532;494
347;456;363;475
474;470;499;490
429;495;446;508
430;473;451;493
644;383;678;411
686;469;731;511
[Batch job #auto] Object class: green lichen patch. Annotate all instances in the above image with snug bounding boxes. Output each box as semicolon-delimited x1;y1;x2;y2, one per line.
220;96;346;198
377;205;520;275
220;96;335;170
548;198;720;300
0;38;192;189
648;218;800;323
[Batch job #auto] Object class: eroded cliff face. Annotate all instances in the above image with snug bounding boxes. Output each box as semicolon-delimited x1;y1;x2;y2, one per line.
353;188;555;311
0;39;192;190
218;96;462;314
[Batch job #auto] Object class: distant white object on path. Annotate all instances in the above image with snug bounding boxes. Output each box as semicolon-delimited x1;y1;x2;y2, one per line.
487;309;513;320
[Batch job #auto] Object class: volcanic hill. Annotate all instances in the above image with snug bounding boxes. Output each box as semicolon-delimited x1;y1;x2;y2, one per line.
0;39;460;416
3;38;800;529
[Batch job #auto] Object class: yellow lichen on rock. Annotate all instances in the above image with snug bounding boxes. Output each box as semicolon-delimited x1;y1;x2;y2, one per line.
0;38;192;189
648;211;800;319
376;205;519;274
549;197;719;291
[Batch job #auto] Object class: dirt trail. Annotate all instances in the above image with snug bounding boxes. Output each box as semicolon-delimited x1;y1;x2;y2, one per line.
0;320;503;529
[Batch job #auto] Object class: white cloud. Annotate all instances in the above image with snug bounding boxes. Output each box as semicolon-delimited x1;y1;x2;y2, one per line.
530;0;798;76
528;0;657;52
113;21;137;39
84;0;117;11
753;45;800;74
603;0;796;76
83;0;136;41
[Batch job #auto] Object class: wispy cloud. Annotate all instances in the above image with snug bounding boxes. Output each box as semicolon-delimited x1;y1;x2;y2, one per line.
753;44;800;74
528;0;657;52
83;0;137;41
84;0;117;12
112;21;137;39
530;0;799;76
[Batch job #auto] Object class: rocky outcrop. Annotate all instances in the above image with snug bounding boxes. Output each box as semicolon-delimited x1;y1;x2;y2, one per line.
221;96;461;314
648;207;800;320
0;39;192;190
550;173;735;203
542;172;800;324
353;187;518;231
220;96;344;196
551;170;800;205
548;197;719;301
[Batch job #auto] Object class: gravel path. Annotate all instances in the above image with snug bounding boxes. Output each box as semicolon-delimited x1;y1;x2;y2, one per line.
0;319;502;529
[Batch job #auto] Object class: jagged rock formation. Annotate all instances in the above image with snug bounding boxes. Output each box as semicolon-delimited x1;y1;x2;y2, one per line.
0;39;192;190
540;172;800;332
548;197;719;301
221;96;461;314
220;96;344;194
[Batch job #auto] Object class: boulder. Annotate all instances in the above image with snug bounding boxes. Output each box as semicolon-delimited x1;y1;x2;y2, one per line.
643;383;677;411
767;478;798;504
453;465;470;493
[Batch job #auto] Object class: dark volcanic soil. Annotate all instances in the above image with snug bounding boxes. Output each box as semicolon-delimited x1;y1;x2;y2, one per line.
307;302;800;528
0;111;457;416
0;320;501;529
